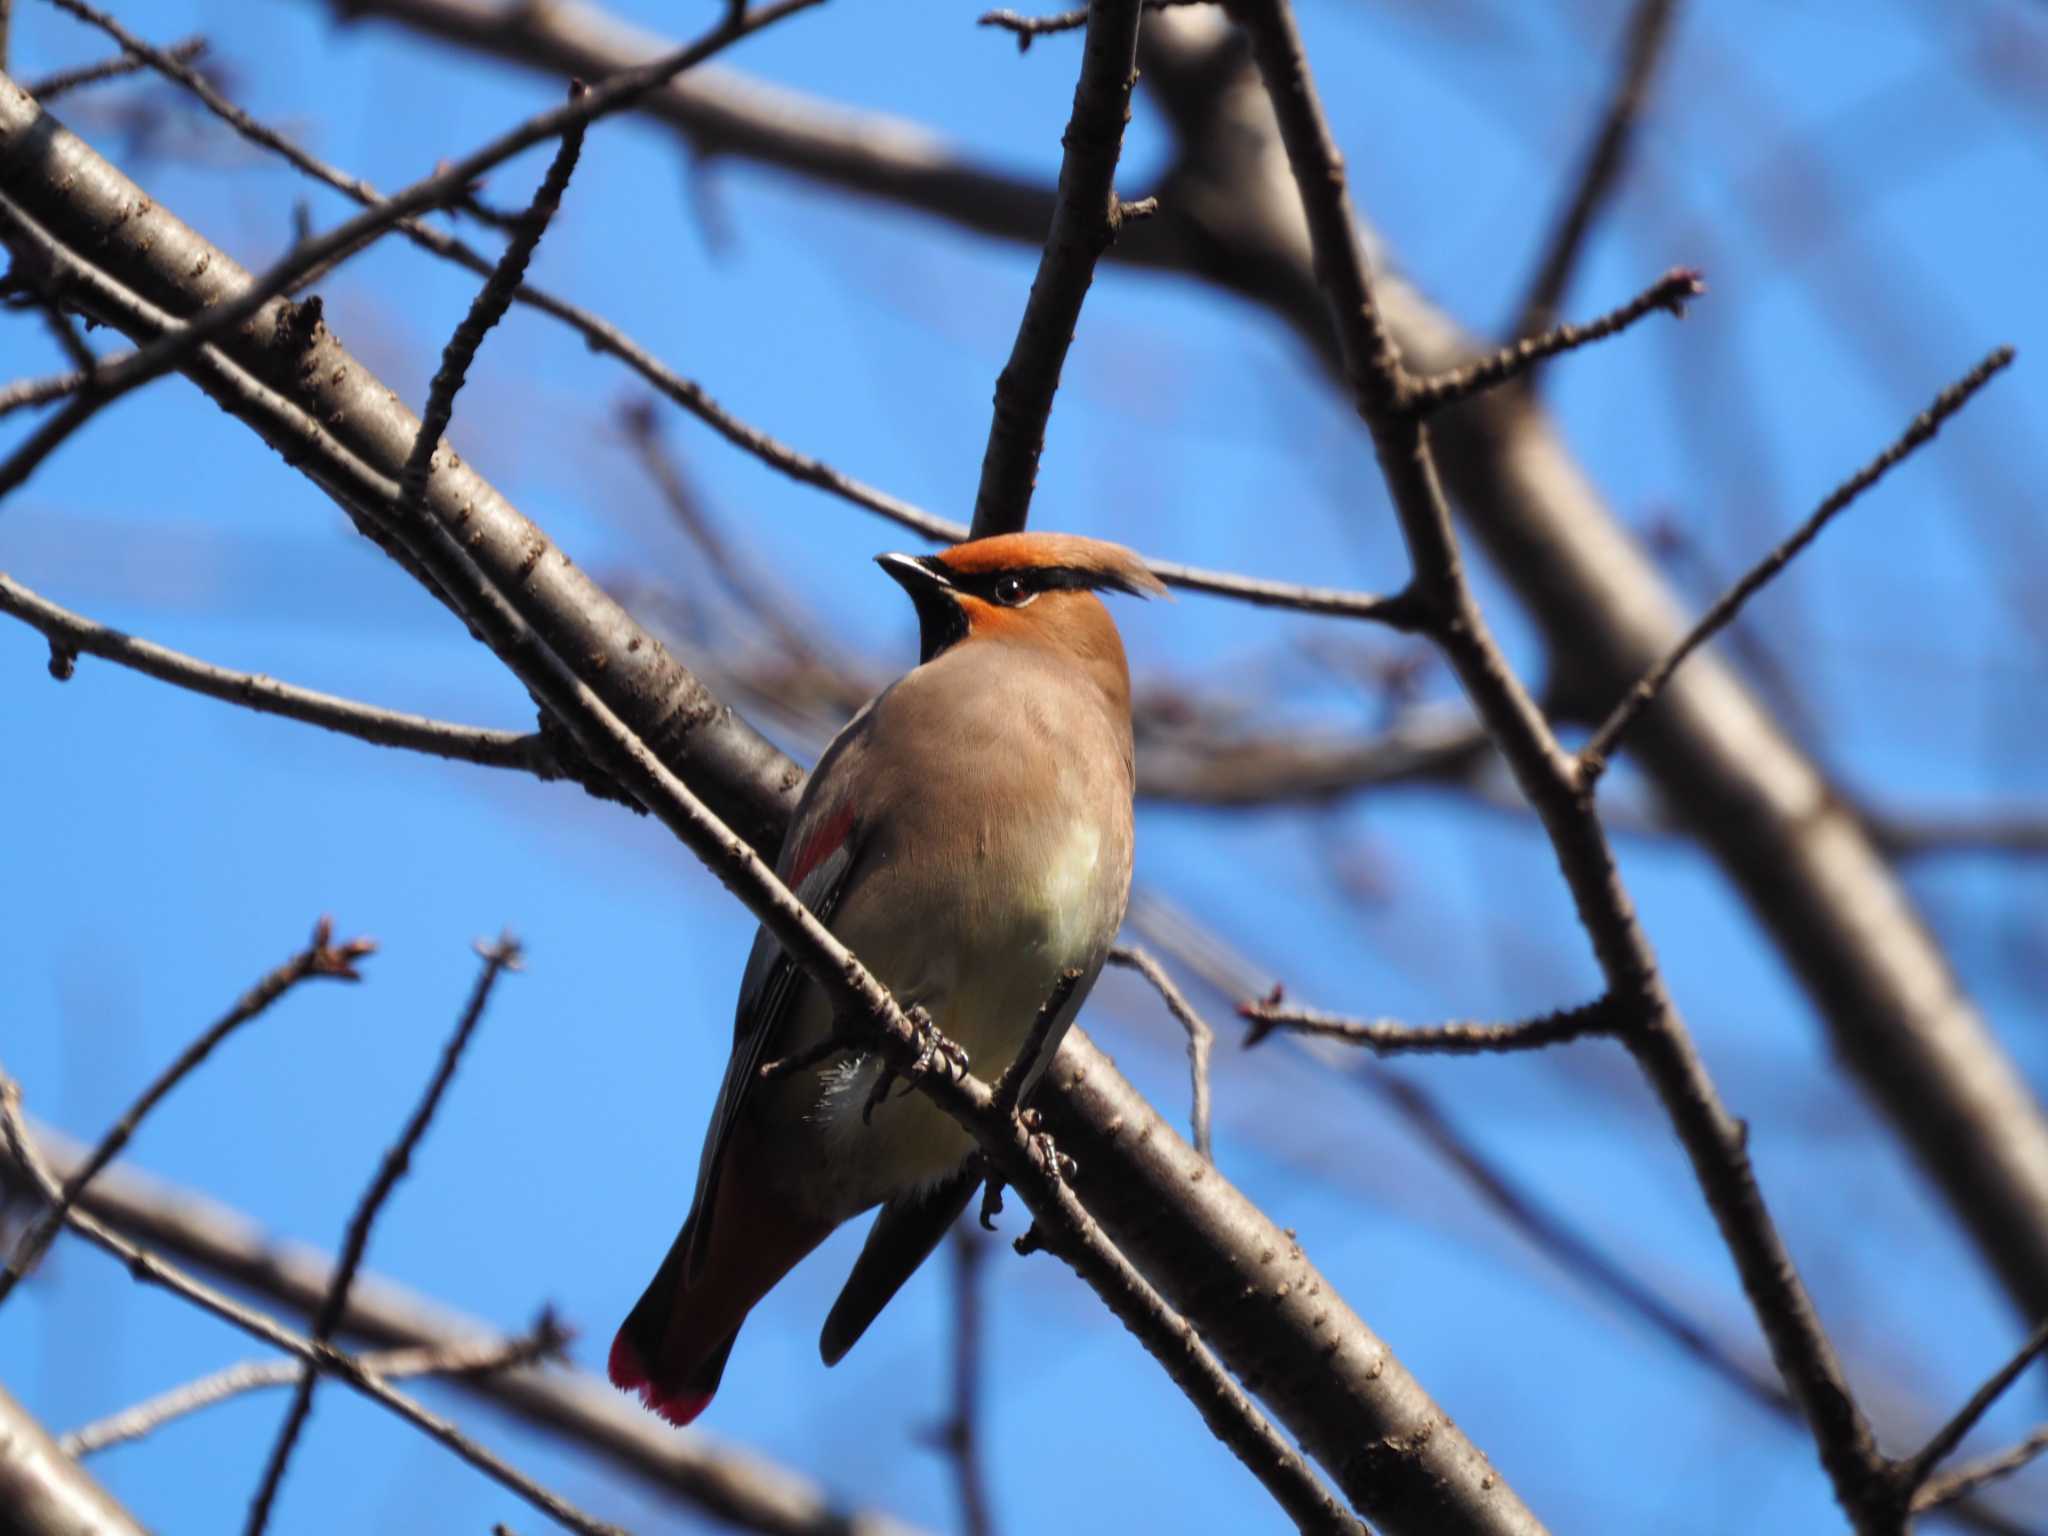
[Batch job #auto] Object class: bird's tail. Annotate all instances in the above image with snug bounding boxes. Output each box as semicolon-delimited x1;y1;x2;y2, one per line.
608;1137;832;1426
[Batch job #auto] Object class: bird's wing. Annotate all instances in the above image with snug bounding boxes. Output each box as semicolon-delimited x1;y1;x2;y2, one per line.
681;720;875;1285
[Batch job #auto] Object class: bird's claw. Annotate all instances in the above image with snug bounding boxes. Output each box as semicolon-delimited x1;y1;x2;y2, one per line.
861;1009;968;1125
906;1005;968;1080
1021;1108;1075;1183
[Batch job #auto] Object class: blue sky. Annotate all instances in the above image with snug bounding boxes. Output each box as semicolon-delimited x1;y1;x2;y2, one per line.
4;1;2047;1531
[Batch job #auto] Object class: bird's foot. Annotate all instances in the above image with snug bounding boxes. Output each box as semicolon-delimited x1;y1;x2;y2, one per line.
907;1005;969;1080
861;1008;968;1125
1021;1108;1076;1183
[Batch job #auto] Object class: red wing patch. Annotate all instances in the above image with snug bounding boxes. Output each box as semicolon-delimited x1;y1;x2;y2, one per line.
788;802;856;891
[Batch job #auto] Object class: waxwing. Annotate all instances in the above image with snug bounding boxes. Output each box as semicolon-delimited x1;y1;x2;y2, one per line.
610;531;1165;1425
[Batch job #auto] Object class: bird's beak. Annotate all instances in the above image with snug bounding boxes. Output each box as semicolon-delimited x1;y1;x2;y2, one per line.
874;552;953;597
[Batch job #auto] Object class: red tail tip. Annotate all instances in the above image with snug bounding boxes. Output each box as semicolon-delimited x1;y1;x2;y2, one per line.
608;1330;714;1426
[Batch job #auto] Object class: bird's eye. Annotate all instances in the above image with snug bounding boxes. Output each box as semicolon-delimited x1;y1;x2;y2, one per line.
993;574;1030;606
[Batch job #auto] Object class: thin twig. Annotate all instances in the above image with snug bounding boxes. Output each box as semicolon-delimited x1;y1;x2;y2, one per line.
1512;0;1683;348
1899;1317;2048;1499
0;920;372;1308
0;571;556;769
1405;268;1702;417
1915;1426;2048;1514
398;94;587;515
0;1079;626;1536
971;0;1146;536
1579;347;2016;784
0;0;822;508
62;1321;566;1458
922;1229;997;1536
1239;994;1618;1058
24;35;206;101
244;935;521;1536
978;0;1197;49
1106;946;1213;1160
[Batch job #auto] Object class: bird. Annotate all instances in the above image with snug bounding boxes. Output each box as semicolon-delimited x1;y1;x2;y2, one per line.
608;530;1163;1426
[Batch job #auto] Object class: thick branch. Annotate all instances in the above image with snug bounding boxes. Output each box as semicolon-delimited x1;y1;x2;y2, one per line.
0;1383;146;1536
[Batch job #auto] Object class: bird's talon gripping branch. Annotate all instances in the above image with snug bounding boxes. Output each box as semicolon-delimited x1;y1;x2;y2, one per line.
1021;1108;1076;1183
905;1004;970;1080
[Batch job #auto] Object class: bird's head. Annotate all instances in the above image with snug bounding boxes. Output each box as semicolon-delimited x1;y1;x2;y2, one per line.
875;533;1166;682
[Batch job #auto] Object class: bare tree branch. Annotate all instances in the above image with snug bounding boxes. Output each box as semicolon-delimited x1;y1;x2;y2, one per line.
23;33;204;102
1916;1427;2048;1517
0;1381;147;1536
245;937;521;1535
1579;346;2016;783
0;362;97;416
397;99;586;515
0;1121;932;1536
1106;945;1213;1159
0;919;372;1308
61;1324;567;1459
1239;995;1618;1058
1511;0;1685;347
978;1;1198;50
1900;1319;2048;1505
971;0;1145;536
1406;268;1702;417
0;571;564;771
